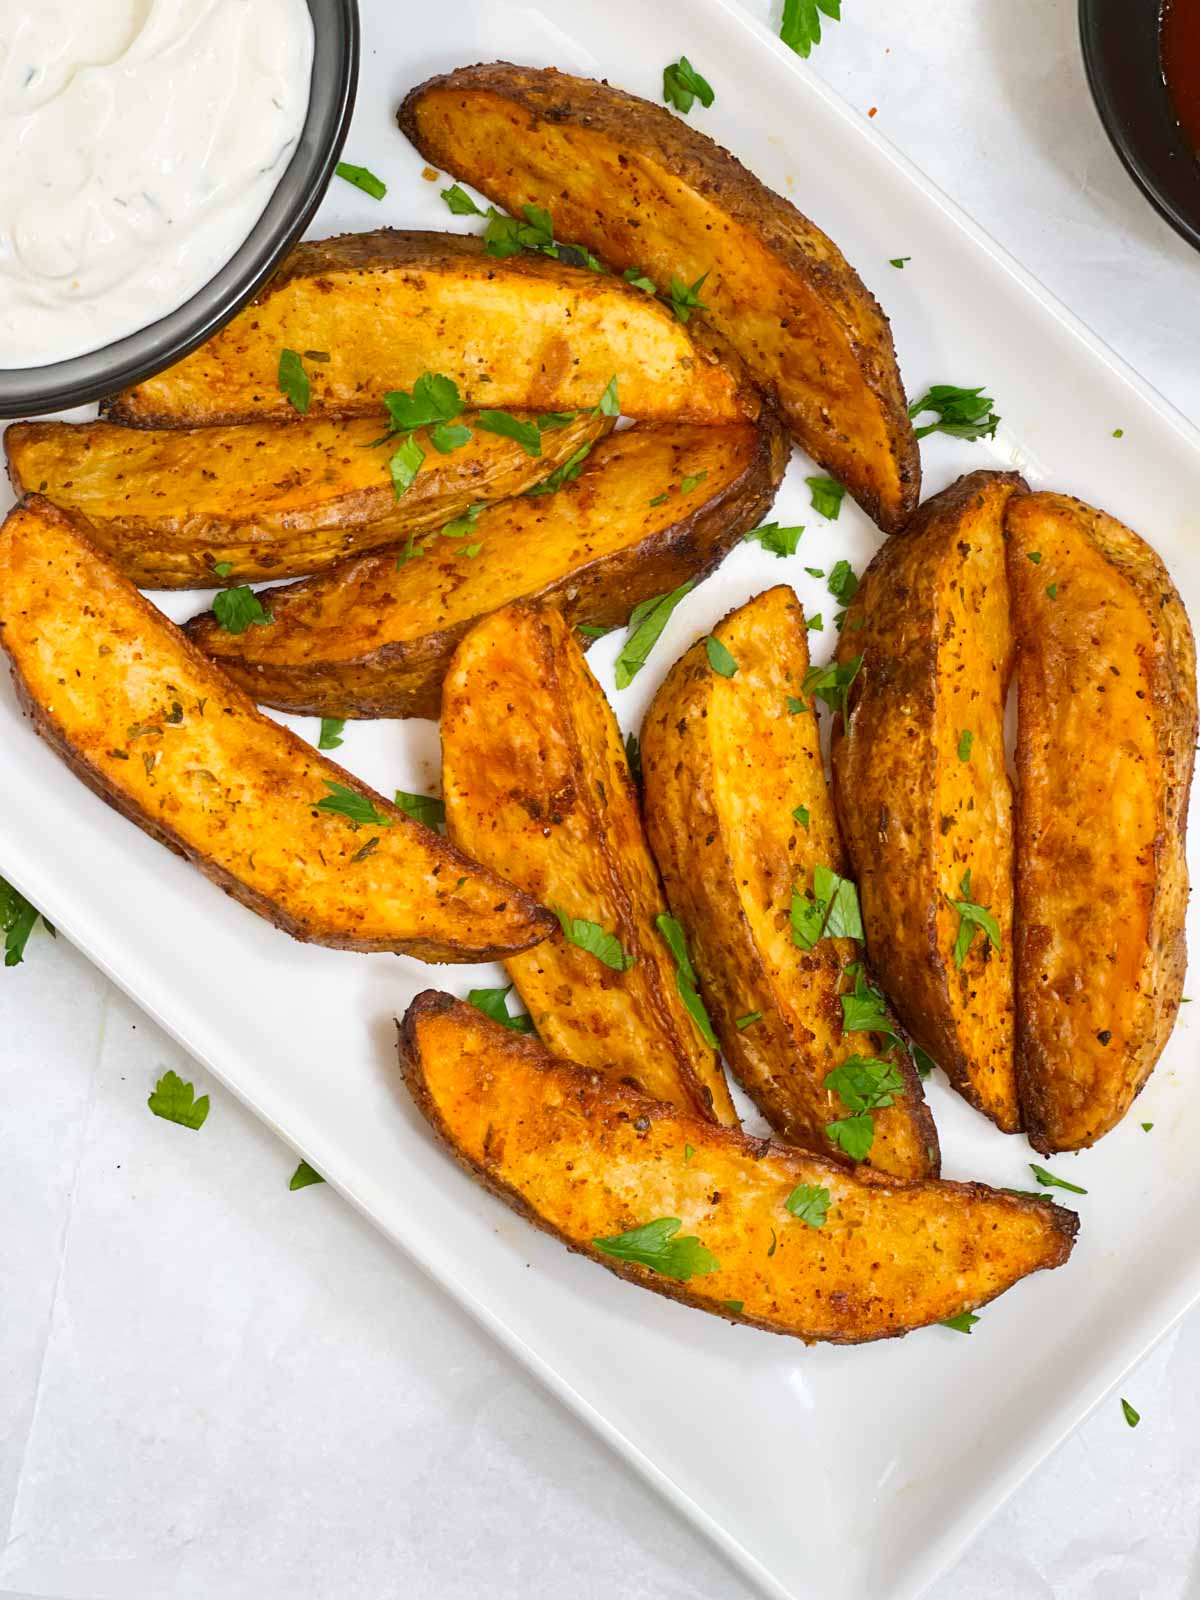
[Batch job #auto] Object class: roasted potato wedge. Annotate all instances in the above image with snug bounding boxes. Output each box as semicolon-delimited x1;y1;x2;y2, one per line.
831;472;1026;1131
399;993;1078;1343
0;499;553;962
642;586;937;1178
1008;493;1196;1152
107;231;755;430
399;63;919;533
4;410;610;589
186;416;787;719
441;603;737;1124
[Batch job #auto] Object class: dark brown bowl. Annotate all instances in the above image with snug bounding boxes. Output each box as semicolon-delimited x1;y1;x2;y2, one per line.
1080;0;1200;251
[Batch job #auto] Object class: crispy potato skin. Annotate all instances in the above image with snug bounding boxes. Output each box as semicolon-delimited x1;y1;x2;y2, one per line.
0;499;553;962
106;231;755;430
642;586;937;1177
441;604;737;1124
1008;493;1196;1152
399;993;1078;1343
4;411;610;589
399;63;920;533
831;472;1026;1131
186;416;788;719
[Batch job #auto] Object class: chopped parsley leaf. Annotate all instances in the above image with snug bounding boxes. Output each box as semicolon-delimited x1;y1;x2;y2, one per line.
656;913;718;1047
613;582;694;689
289;1160;325;1190
441;184;484;216
394;790;445;829
277;348;310;415
468;984;534;1034
908;385;999;442
705;635;738;677
314;781;393;830
335;160;386;200
736;1011;763;1029
318;718;345;751
745;521;804;557
941;1311;980;1334
680;470;708;493
890;256;911;268
623;266;657;294
476;409;542;457
1121;1397;1140;1427
806;476;846;519
802;653;862;717
780;0;841;57
792;804;810;829
785;1183;830;1227
957;728;974;762
148;1069;209;1131
667;271;709;323
1046;583;1059;600
947;868;1001;968
663;56;715;115
429;421;473;453
827;559;858;604
213;585;272;635
786;696;808;714
555;909;635;971
1029;1162;1087;1195
0;876;49;967
592;1217;720;1281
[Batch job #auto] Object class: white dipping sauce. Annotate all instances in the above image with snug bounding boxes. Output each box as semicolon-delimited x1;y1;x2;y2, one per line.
0;0;314;368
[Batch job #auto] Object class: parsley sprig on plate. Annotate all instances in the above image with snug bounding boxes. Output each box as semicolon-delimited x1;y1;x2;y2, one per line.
662;56;714;115
909;385;1000;442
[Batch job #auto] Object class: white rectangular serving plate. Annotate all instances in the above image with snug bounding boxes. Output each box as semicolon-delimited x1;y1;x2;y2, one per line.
4;3;1199;1598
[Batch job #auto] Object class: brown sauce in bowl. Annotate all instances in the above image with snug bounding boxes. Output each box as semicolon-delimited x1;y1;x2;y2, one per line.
1163;0;1200;151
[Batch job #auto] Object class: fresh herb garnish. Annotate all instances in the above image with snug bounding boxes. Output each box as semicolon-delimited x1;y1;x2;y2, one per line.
429;422;473;453
1113;428;1125;440
667;271;710;323
1029;1162;1087;1195
1026;550;1043;564
395;532;425;569
526;443;594;497
1046;583;1059;600
656;913;718;1047
468;984;534;1034
625;731;643;790
483;202;556;258
278;348;310;415
314;781;393;830
476;409;542;457
908;385;999;441
623;266;658;294
780;0;841;58
791;864;863;950
577;623;612;640
890;256;911;268
802;653;862;717
289;1160;325;1190
806;613;823;631
680;471;709;493
394;790;446;830
389;435;425;499
827;560;858;605
595;376;621;417
384;372;464;434
0;876;49;967
212;561;233;578
613;582;694;689
318;718;345;751
705;635;738;677
335;160;387;200
745;521;804;557
792;804;810;829
824;1054;903;1159
662;56;715;114
786;696;807;715
555;909;635;972
592;1217;720;1281
736;1011;763;1029
941;1311;980;1334
1121;1398;1140;1427
213;585;272;635
947;868;1001;968
441;184;484;216
957;728;974;763
440;503;485;541
806;476;846;519
839;967;902;1047
785;1183;830;1228
913;1045;936;1079
148;1069;209;1131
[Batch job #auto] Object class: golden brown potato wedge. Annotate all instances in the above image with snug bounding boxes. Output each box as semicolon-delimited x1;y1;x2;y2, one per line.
1008;492;1196;1152
0;499;553;962
4;410;610;589
399;63;919;533
831;472;1026;1131
186;416;787;719
106;231;756;430
399;993;1078;1343
642;586;937;1178
441;603;737;1124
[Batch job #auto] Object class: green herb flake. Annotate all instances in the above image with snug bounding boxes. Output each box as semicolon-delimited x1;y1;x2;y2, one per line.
441;184;484;216
1046;583;1059;600
476;409;542;457
384;371;464;434
908;384;999;442
784;1183;830;1228
468;984;534;1034
1027;550;1043;564
526;443;594;497
429;421;473;454
806;476;846;519
825;1112;875;1161
277;348;310;415
289;1159;325;1190
594;376;621;417
913;1046;937;1079
957;728;974;763
576;622;611;641
212;585;272;636
623;266;657;294
625;731;642;790
394;790;446;830
791;863;863;951
792;804;810;829
648;491;671;507
1029;1162;1088;1195
684;1143;695;1163
1121;1397;1140;1427
722;1299;744;1313
1142;1122;1154;1132
1113;428;1125;439
667;270;710;324
335;161;386;200
827;559;858;604
318;718;345;751
389;435;425;499
736;1011;763;1029
555;908;635;971
786;696;808;715
656;913;718;1047
662;55;715;115
705;635;738;677
890;256;911;268
212;561;233;578
592;1217;720;1281
148;1069;209;1131
806;613;823;631
680;470;709;493
780;0;841;58
0;876;49;967
745;521;804;558
802;653;863;717
613;581;694;689
948;868;1001;968
941;1311;980;1334
395;532;425;569
313;781;393;830
840;968;903;1047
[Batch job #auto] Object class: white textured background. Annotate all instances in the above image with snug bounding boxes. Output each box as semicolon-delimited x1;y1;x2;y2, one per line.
5;2;1200;1597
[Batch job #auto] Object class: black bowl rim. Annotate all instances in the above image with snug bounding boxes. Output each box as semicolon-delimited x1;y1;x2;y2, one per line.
1079;0;1200;254
0;0;360;419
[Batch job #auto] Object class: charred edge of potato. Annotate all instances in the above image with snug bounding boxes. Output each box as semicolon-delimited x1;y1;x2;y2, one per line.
398;63;919;533
397;992;1079;1343
184;412;789;721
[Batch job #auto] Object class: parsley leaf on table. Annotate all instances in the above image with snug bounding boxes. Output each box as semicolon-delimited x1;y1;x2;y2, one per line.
0;876;51;968
941;1311;980;1334
289;1160;325;1190
148;1069;209;1131
1029;1162;1088;1195
780;0;842;58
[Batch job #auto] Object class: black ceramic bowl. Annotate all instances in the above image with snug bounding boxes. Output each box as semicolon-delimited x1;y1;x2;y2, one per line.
1080;0;1200;251
0;0;359;419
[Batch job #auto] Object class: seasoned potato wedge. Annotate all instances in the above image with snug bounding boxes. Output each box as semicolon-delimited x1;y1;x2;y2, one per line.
4;410;610;589
1008;493;1196;1151
642;586;937;1177
441;604;737;1124
107;231;755;430
831;472;1026;1130
399;64;919;533
186;417;787;719
0;499;553;962
399;993;1078;1343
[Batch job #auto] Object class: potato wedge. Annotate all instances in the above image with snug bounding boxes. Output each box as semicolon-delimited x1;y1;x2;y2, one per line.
441;603;737;1124
399;63;919;533
4;410;610;589
1008;492;1196;1152
0;499;553;962
831;472;1026;1131
186;416;787;719
106;231;755;430
399;993;1078;1343
642;586;937;1178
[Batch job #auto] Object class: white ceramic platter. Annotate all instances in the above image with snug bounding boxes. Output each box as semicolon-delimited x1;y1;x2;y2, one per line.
3;2;1198;1598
